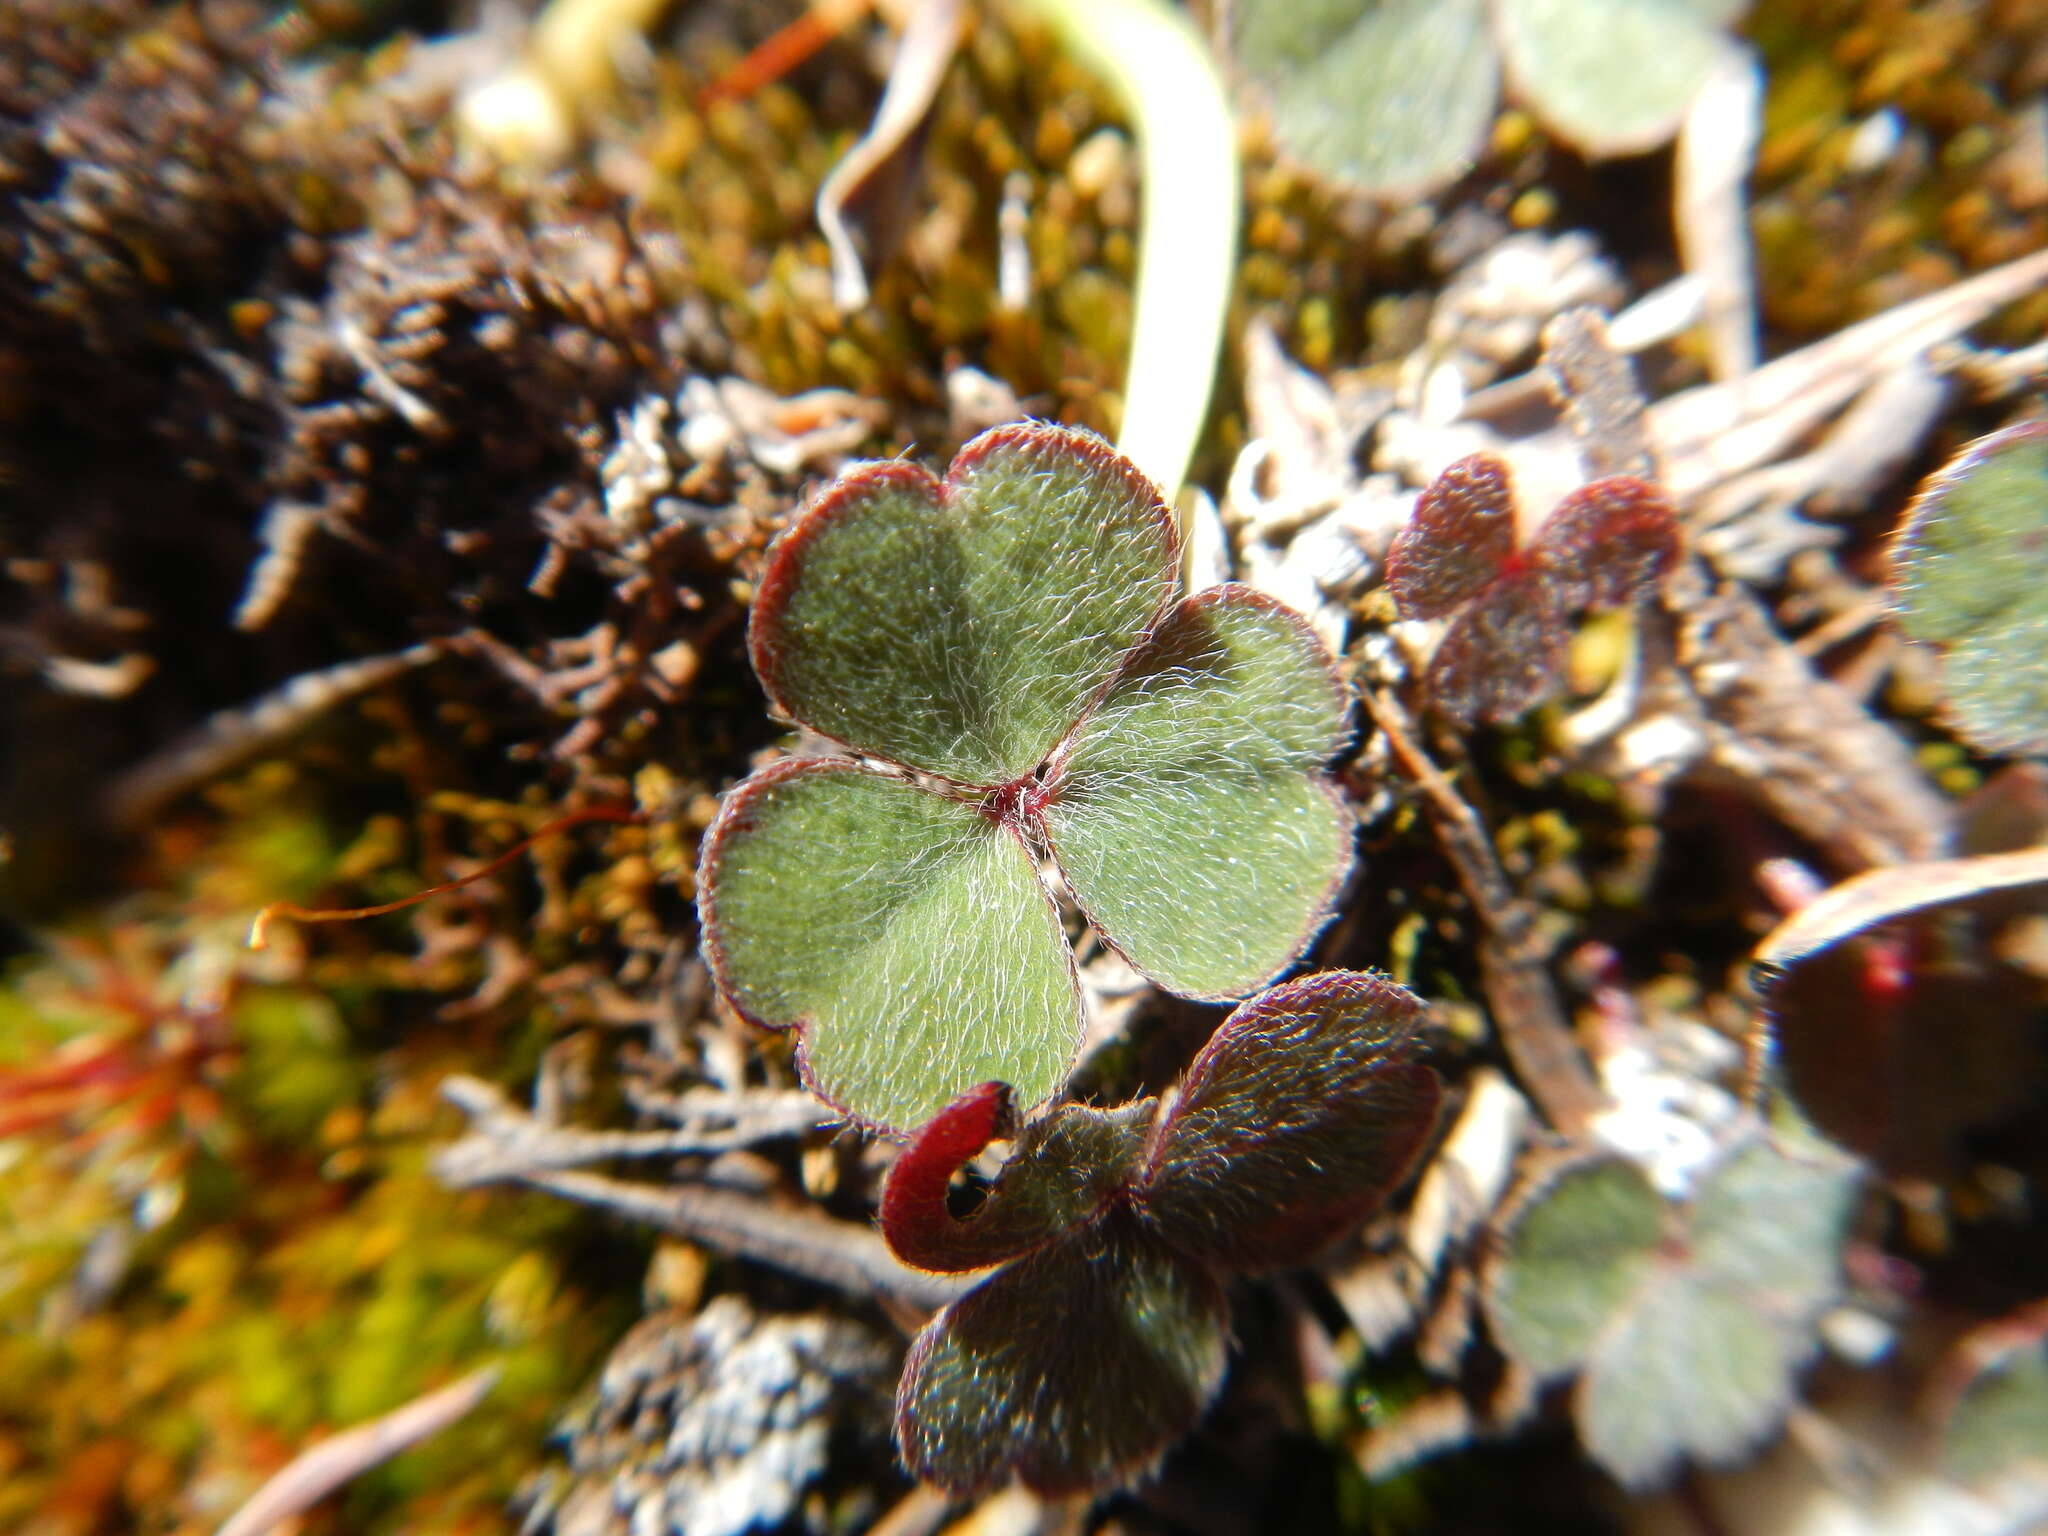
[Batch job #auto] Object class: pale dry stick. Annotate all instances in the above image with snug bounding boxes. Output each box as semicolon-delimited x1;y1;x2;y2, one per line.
1673;47;1762;381
1647;246;2048;503
103;644;441;831
213;1366;499;1536
816;0;966;310
435;1078;968;1310
435;1073;830;1181
1363;689;1605;1139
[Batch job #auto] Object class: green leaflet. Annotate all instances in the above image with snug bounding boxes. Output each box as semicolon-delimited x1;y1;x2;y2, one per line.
1485;1154;1665;1378
1575;1274;1796;1489
1890;423;2048;757
698;762;1080;1131
1233;0;1496;199
1485;1136;1855;1489
750;425;1177;786
1942;1335;2048;1485
894;1216;1230;1496
1494;0;1736;156
1042;587;1353;998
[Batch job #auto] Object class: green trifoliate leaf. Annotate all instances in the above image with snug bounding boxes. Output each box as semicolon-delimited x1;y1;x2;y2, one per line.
749;423;1178;786
1485;1154;1665;1377
1890;422;2048;757
895;1215;1230;1496
1141;971;1441;1271
1494;0;1740;157
1485;1136;1856;1489
698;761;1080;1132
1040;586;1353;998
1231;0;1497;198
1575;1272;1797;1490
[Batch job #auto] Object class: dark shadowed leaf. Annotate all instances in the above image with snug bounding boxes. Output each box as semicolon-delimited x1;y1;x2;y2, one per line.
697;761;1080;1132
1426;571;1567;725
1494;0;1740;157
1485;1154;1664;1377
882;1091;1153;1273
1230;0;1497;199
749;423;1178;785
1041;586;1354;998
1532;475;1681;611
1140;971;1442;1270
1891;422;2048;757
1385;453;1519;618
895;1216;1230;1496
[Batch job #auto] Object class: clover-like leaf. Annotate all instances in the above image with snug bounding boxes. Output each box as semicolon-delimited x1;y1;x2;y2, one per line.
885;970;1440;1495
698;761;1080;1131
1388;454;1680;725
1041;586;1354;999
1484;1136;1856;1489
1230;0;1497;199
1227;0;1745;200
1141;970;1442;1270
1494;0;1742;158
702;424;1355;1132
1485;1154;1665;1378
895;1216;1231;1496
750;424;1178;786
1890;421;2048;757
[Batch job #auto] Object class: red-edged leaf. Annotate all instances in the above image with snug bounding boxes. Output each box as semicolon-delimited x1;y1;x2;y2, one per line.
1531;474;1681;610
1426;571;1568;725
1386;454;1519;619
747;422;1179;787
895;1214;1230;1496
1139;971;1442;1271
882;1089;1153;1274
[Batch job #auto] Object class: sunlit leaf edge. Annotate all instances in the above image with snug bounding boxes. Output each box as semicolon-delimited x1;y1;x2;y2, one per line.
747;421;1183;789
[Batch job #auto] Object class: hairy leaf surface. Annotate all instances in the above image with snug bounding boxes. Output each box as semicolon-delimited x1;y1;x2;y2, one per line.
1142;972;1441;1270
1385;453;1518;617
750;424;1177;785
1891;422;2048;757
698;762;1080;1131
1427;571;1566;725
1042;587;1353;998
895;1217;1229;1495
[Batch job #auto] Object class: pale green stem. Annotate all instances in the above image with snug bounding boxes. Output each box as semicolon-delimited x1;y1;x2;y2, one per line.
1021;0;1241;506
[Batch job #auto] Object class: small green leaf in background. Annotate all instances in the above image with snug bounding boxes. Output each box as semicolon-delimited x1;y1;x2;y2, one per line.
1231;0;1497;199
1226;0;1746;198
884;970;1441;1495
702;424;1355;1133
1890;421;2048;758
1483;1136;1857;1489
1494;0;1742;156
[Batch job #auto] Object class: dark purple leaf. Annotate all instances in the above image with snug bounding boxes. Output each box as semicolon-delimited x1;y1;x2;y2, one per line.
895;1214;1230;1495
1532;475;1681;611
1426;572;1568;725
1385;454;1518;619
882;1089;1154;1273
1139;971;1442;1271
